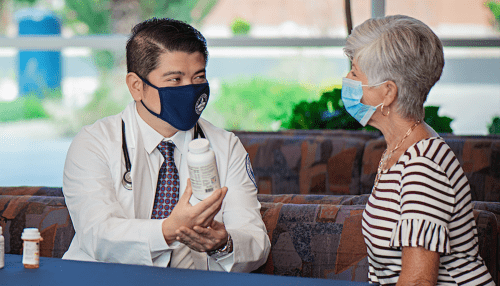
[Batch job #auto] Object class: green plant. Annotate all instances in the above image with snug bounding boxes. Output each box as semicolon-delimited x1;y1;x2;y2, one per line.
284;86;454;133
63;0;111;34
13;0;37;6
486;1;500;29
142;0;218;27
93;50;116;72
285;87;363;130
0;95;49;122
62;0;218;71
63;0;218;35
212;77;317;131
231;17;251;35
423;106;453;133
77;71;130;128
23;95;48;119
42;87;63;100
488;116;500;134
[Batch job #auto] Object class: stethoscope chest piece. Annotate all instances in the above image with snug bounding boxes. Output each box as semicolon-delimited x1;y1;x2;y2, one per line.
122;171;132;190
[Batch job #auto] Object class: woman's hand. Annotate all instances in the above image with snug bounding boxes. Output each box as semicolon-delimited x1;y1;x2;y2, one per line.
397;246;440;286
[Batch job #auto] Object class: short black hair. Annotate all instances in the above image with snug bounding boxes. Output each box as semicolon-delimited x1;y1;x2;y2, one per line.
126;18;208;79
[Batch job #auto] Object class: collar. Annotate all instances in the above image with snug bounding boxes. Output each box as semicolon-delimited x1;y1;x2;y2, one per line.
134;105;188;154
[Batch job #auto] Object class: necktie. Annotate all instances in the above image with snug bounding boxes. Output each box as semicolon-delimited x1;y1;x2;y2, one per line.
151;141;179;219
151;141;195;269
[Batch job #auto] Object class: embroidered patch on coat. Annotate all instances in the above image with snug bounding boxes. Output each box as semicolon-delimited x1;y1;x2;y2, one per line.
245;154;257;188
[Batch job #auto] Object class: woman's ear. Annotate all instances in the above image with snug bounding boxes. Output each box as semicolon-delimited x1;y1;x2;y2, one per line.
126;72;144;102
383;80;398;107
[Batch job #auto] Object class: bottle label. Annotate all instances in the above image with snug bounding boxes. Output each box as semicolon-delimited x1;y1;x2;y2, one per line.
0;238;4;269
188;161;220;199
22;240;40;265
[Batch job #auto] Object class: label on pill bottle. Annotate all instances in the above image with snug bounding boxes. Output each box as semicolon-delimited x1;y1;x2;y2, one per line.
22;240;40;266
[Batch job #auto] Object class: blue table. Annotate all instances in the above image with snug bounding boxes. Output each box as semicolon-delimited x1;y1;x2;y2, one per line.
1;254;371;286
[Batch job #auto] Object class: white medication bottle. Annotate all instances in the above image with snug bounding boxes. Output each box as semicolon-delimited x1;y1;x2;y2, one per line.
0;226;4;269
21;228;43;269
187;138;221;200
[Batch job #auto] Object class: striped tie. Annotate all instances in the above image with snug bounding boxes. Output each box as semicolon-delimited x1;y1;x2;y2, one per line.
151;141;179;219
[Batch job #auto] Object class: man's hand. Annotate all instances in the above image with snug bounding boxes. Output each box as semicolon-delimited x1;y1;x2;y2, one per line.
161;179;227;244
175;220;228;252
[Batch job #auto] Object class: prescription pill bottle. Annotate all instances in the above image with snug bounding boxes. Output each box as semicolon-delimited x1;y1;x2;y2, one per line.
187;138;221;200
21;228;43;269
0;226;4;269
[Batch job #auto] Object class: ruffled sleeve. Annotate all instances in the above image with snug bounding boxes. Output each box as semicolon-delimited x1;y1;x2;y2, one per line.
390;218;451;254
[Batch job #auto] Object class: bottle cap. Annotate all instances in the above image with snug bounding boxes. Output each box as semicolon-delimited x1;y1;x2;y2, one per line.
188;138;210;154
0;226;2;235
21;228;41;240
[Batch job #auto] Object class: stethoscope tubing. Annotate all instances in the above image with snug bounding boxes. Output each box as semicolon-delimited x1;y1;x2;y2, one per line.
121;120;133;190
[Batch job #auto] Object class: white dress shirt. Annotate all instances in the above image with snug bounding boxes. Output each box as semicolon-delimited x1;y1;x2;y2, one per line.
62;102;270;272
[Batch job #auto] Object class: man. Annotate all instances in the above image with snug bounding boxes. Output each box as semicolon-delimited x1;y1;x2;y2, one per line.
62;18;270;272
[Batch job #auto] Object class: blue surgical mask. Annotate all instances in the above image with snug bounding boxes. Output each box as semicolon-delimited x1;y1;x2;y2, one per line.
341;77;386;126
138;75;210;131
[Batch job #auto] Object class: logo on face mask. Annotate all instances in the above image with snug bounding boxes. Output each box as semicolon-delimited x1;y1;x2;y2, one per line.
138;75;210;131
195;93;208;115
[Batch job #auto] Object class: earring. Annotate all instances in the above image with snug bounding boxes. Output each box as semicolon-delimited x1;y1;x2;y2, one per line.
381;104;390;116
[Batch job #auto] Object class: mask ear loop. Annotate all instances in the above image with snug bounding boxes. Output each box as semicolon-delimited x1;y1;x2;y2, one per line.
381;104;390;116
371;81;390;116
137;74;159;89
136;74;164;119
361;80;388;87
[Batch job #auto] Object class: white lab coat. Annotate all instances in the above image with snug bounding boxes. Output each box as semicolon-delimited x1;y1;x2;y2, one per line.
62;102;270;272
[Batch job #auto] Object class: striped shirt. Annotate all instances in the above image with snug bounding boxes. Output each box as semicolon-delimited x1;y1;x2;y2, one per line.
362;137;494;285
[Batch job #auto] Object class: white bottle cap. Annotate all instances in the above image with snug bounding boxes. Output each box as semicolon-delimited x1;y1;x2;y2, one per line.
21;228;41;240
188;138;210;154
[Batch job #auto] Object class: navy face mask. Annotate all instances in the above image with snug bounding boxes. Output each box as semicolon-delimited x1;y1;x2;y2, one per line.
138;75;210;131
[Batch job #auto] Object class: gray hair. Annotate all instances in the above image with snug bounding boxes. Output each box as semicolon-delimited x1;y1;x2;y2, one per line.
344;15;444;121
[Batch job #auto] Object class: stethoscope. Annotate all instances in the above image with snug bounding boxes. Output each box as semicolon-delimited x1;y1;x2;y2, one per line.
121;120;206;190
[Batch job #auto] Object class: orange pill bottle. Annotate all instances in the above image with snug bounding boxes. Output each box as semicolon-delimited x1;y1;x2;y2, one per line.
22;228;43;269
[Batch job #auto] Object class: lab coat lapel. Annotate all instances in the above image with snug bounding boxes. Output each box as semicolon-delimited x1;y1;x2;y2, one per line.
125;105;156;219
132;131;156;219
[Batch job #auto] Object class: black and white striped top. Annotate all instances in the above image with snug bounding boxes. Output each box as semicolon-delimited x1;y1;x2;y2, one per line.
362;137;494;285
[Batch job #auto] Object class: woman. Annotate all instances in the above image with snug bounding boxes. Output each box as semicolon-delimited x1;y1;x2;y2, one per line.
342;15;495;285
